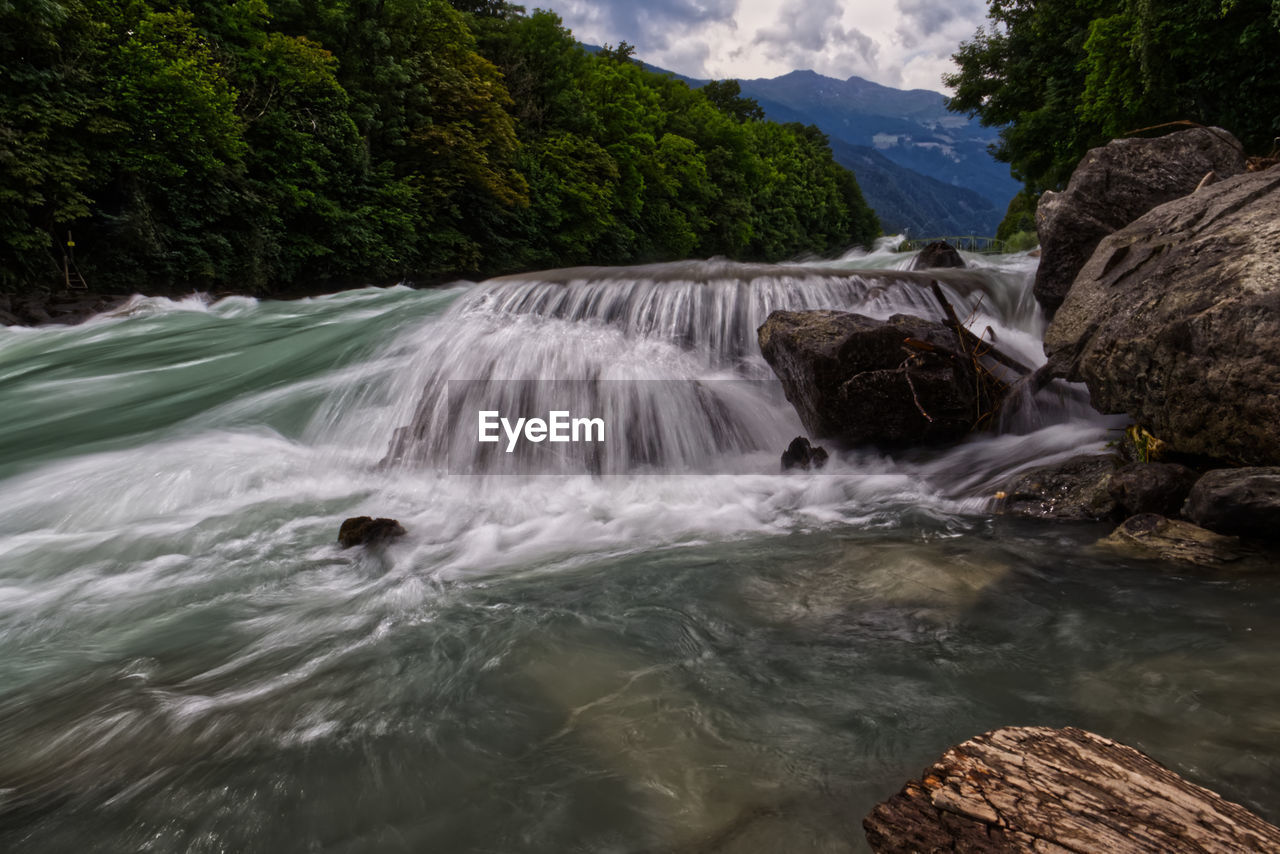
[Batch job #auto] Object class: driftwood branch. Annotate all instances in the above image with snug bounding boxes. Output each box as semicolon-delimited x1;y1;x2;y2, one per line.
929;280;1033;376
864;726;1280;854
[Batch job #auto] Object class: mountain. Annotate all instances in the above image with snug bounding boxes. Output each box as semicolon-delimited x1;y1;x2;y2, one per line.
734;70;1019;214
584;48;1016;236
826;140;1001;236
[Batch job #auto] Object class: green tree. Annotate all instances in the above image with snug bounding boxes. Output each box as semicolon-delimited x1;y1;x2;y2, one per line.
949;0;1280;193
0;0;879;296
700;79;765;123
0;0;110;287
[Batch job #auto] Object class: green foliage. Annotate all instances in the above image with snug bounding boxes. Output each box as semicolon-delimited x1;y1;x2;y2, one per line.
1003;230;1039;252
1;0;879;296
996;189;1038;241
701;79;765;123
948;0;1280;195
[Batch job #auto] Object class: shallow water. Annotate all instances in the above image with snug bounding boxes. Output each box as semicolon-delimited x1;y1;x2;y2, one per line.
0;243;1276;852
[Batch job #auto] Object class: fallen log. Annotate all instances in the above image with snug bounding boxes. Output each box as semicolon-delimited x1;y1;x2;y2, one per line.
864;725;1280;853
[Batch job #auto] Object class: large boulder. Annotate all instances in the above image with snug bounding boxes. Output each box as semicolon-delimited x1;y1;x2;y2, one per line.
758;310;996;446
1044;166;1280;465
864;726;1280;853
1034;127;1245;316
1183;467;1280;540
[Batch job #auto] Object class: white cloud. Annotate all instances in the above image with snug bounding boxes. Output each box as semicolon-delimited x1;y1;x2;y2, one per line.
541;0;990;92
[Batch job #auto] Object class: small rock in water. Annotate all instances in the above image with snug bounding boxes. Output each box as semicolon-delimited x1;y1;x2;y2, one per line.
781;436;828;472
908;241;965;270
338;516;407;548
996;455;1120;521
1100;513;1246;566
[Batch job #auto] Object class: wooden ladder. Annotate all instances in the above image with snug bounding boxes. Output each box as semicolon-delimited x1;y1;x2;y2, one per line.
63;232;88;290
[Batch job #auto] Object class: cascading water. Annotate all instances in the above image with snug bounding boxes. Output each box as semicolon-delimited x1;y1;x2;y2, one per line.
351;250;1094;477
1;243;1276;852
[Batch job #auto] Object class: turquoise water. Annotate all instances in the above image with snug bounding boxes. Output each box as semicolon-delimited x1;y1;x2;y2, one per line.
0;250;1276;851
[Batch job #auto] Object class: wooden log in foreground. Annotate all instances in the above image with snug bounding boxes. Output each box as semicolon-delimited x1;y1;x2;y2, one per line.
864;726;1280;853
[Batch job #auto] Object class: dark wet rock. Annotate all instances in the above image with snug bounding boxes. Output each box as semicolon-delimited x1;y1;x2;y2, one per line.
863;725;1280;853
997;455;1120;521
338;516;407;548
1034;127;1245;316
1044;167;1280;465
780;436;828;471
908;241;965;270
1100;513;1247;566
1183;467;1280;540
758;310;998;446
1108;462;1200;517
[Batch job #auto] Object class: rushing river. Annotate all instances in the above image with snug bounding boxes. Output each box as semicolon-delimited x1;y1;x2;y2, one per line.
0;243;1277;852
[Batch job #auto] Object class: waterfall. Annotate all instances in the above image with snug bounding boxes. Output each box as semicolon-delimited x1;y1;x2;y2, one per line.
366;255;1092;475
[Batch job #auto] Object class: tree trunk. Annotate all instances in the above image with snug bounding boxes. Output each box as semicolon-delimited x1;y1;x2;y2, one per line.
864;726;1280;853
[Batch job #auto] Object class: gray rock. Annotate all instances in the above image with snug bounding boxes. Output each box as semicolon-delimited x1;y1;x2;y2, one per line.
1108;462;1200;517
909;241;965;270
1044;167;1280;465
758;310;996;446
997;455;1120;521
1033;127;1245;316
1100;514;1247;566
1183;467;1280;539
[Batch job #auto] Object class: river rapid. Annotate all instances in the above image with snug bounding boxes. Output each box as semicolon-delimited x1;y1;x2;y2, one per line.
1;243;1277;852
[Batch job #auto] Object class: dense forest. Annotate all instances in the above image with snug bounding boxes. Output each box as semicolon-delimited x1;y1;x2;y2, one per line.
948;0;1280;202
0;0;880;295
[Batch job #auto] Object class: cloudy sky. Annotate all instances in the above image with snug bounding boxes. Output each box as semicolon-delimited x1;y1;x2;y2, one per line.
542;0;990;93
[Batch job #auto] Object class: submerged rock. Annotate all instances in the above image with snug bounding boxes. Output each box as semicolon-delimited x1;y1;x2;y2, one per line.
1183;467;1280;540
1108;462;1200;518
863;725;1280;853
758;310;997;446
338;516;407;548
1034;127;1245;316
908;241;964;270
997;455;1119;521
780;436;828;472
1044;167;1280;465
1100;514;1247;566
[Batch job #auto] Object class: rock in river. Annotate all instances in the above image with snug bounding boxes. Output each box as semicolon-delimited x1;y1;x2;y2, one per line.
1100;513;1248;566
780;436;829;471
338;516;407;548
908;241;965;270
997;454;1120;521
758;310;997;446
1033;127;1245;316
1044;166;1280;465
